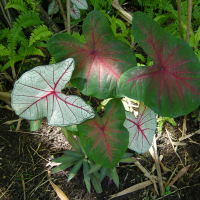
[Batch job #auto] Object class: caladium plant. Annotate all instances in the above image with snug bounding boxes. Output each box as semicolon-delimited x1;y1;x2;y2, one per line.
78;98;129;169
124;102;157;154
11;58;95;126
47;10;136;99
119;11;200;118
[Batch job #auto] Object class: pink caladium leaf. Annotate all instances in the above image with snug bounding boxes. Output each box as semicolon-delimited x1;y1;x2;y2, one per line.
78;99;129;169
70;4;80;20
47;10;136;99
71;0;88;10
11;58;95;126
119;11;200;117
123;102;157;154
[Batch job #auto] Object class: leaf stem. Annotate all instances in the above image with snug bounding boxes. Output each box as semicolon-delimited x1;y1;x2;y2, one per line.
177;0;184;39
66;0;70;33
57;0;68;29
185;0;193;43
0;1;12;28
11;66;16;81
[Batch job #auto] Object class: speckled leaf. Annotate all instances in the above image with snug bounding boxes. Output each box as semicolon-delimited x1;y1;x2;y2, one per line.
124;102;157;154
48;1;59;15
78;99;129;169
71;0;88;9
70;4;80;19
119;11;200;117
47;10;136;99
11;58;95;126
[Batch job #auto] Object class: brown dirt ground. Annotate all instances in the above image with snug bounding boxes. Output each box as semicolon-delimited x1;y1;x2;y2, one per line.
1;93;200;200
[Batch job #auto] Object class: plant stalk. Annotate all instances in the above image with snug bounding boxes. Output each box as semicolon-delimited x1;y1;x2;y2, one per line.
112;0;133;24
11;66;17;81
0;1;12;28
57;0;68;29
2;0;13;26
177;0;184;39
185;0;193;43
66;0;70;33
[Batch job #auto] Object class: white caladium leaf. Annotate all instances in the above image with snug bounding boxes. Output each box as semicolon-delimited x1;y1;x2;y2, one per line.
70;4;80;19
48;1;59;15
71;0;88;10
124;102;157;154
11;58;95;126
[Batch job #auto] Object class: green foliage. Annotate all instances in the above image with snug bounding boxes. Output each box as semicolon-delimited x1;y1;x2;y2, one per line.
7;11;42;67
6;0;28;13
163;186;172;195
52;128;102;194
90;0;113;11
157;117;177;133
104;14;132;47
29;25;53;46
71;32;86;43
0;0;54;72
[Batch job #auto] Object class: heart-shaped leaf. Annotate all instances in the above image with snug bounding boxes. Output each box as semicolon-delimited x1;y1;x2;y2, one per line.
47;10;136;99
70;4;80;20
78;99;129;169
119;11;200;117
71;0;88;10
48;1;59;15
124;102;157;154
11;58;95;126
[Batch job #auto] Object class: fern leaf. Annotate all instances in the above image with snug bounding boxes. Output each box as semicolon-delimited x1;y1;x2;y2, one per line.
6;0;28;13
7;11;42;67
135;54;145;63
0;28;10;41
115;35;131;47
71;32;86;43
0;44;9;56
29;25;53;46
116;19;127;35
49;57;56;64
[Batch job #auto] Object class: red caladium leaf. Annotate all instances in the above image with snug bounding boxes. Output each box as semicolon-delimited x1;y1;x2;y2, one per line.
123;102;157;154
71;0;88;10
11;58;95;126
78;99;129;169
47;10;136;99
70;4;80;20
119;11;200;117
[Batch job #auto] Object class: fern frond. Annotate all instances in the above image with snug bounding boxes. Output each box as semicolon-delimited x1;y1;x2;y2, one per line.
7;11;42;67
49;57;56;64
6;0;28;13
0;28;10;41
72;32;86;43
115;35;131;47
29;25;53;46
116;19;128;35
0;44;9;56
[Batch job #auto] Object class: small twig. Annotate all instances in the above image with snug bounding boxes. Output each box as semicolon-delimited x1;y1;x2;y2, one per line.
57;0;68;29
66;0;70;33
21;174;26;200
177;0;184;39
112;0;133;24
153;136;164;196
1;70;13;82
185;0;193;43
182;115;187;137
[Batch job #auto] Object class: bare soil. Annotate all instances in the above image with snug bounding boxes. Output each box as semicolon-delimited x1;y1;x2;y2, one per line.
1;97;200;200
